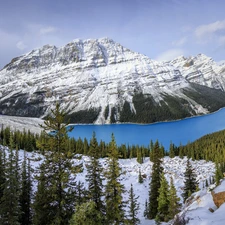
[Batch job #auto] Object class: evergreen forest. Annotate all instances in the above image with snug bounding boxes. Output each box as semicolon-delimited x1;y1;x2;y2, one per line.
0;104;225;224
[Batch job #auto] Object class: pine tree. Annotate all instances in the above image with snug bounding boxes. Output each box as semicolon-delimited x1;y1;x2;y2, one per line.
149;140;154;161
105;134;126;224
33;155;52;223
182;158;198;202
205;179;209;188
136;148;143;164
169;142;175;158
86;132;105;221
138;168;143;184
0;148;6;202
74;181;87;207
156;172;169;222
127;184;140;225
33;163;54;225
0;149;21;225
34;103;78;225
215;162;223;186
168;177;180;220
19;154;32;225
148;141;163;219
143;200;148;218
69;201;103;225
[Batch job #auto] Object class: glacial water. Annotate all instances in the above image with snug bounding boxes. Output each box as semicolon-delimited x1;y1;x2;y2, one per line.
68;108;225;150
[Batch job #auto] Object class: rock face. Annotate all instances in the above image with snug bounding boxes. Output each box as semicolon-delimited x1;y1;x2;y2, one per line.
1;38;225;123
170;54;225;91
212;179;225;208
212;191;225;208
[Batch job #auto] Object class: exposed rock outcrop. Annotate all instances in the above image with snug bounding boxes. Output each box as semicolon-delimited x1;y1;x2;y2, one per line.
212;190;225;208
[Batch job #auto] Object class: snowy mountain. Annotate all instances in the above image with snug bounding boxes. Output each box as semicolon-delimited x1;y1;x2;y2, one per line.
1;145;222;225
1;38;225;124
170;54;225;91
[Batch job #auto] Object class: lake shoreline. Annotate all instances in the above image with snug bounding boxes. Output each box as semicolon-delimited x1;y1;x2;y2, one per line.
68;106;225;127
68;107;225;150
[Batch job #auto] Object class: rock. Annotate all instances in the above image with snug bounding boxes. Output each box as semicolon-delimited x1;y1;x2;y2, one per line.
212;190;225;208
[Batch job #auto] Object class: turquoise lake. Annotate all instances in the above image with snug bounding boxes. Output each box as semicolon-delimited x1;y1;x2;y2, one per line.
68;108;225;150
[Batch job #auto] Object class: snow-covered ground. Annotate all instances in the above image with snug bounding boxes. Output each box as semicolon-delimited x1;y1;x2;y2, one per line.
181;179;225;225
1;145;222;225
0;115;44;133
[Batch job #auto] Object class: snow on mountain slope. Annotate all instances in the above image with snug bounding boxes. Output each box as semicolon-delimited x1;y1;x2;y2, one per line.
0;38;187;120
0;144;216;225
170;54;225;91
1;38;225;124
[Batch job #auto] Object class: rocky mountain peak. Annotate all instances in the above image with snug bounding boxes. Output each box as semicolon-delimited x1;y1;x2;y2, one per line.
1;38;225;124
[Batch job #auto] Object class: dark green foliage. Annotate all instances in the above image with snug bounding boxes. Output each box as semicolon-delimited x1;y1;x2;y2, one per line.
104;105;109;120
148;141;163;219
156;173;169;222
183;83;225;113
181;129;225;163
136;147;143;164
150;140;164;162
138;169;143;184
74;181;87;207
33;163;54;225
143;200;148;218
120;101;135;122
104;134;126;224
168;177;181;220
69;201;103;225
120;93;194;124
182;159;198;202
33;103;78;225
19;154;32;225
119;84;225;124
0;124;153;162
0;149;21;225
127;184;140;225
205;179;209;188
86;132;105;221
110;107;117;123
215;162;223;186
169;142;175;158
0;149;6;202
0;126;37;151
0;92;47;117
64;107;101;123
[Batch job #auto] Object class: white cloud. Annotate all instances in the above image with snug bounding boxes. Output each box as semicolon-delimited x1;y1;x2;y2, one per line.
27;24;58;36
39;26;57;35
195;20;225;39
16;41;27;50
172;37;187;46
156;49;185;61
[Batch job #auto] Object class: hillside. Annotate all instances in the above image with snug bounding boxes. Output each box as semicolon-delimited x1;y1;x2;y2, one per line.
0;145;219;224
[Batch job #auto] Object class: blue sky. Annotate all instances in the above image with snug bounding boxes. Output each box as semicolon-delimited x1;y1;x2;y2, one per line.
0;0;225;69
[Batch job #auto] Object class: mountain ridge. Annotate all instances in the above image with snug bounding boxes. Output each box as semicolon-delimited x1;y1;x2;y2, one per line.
1;38;225;124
